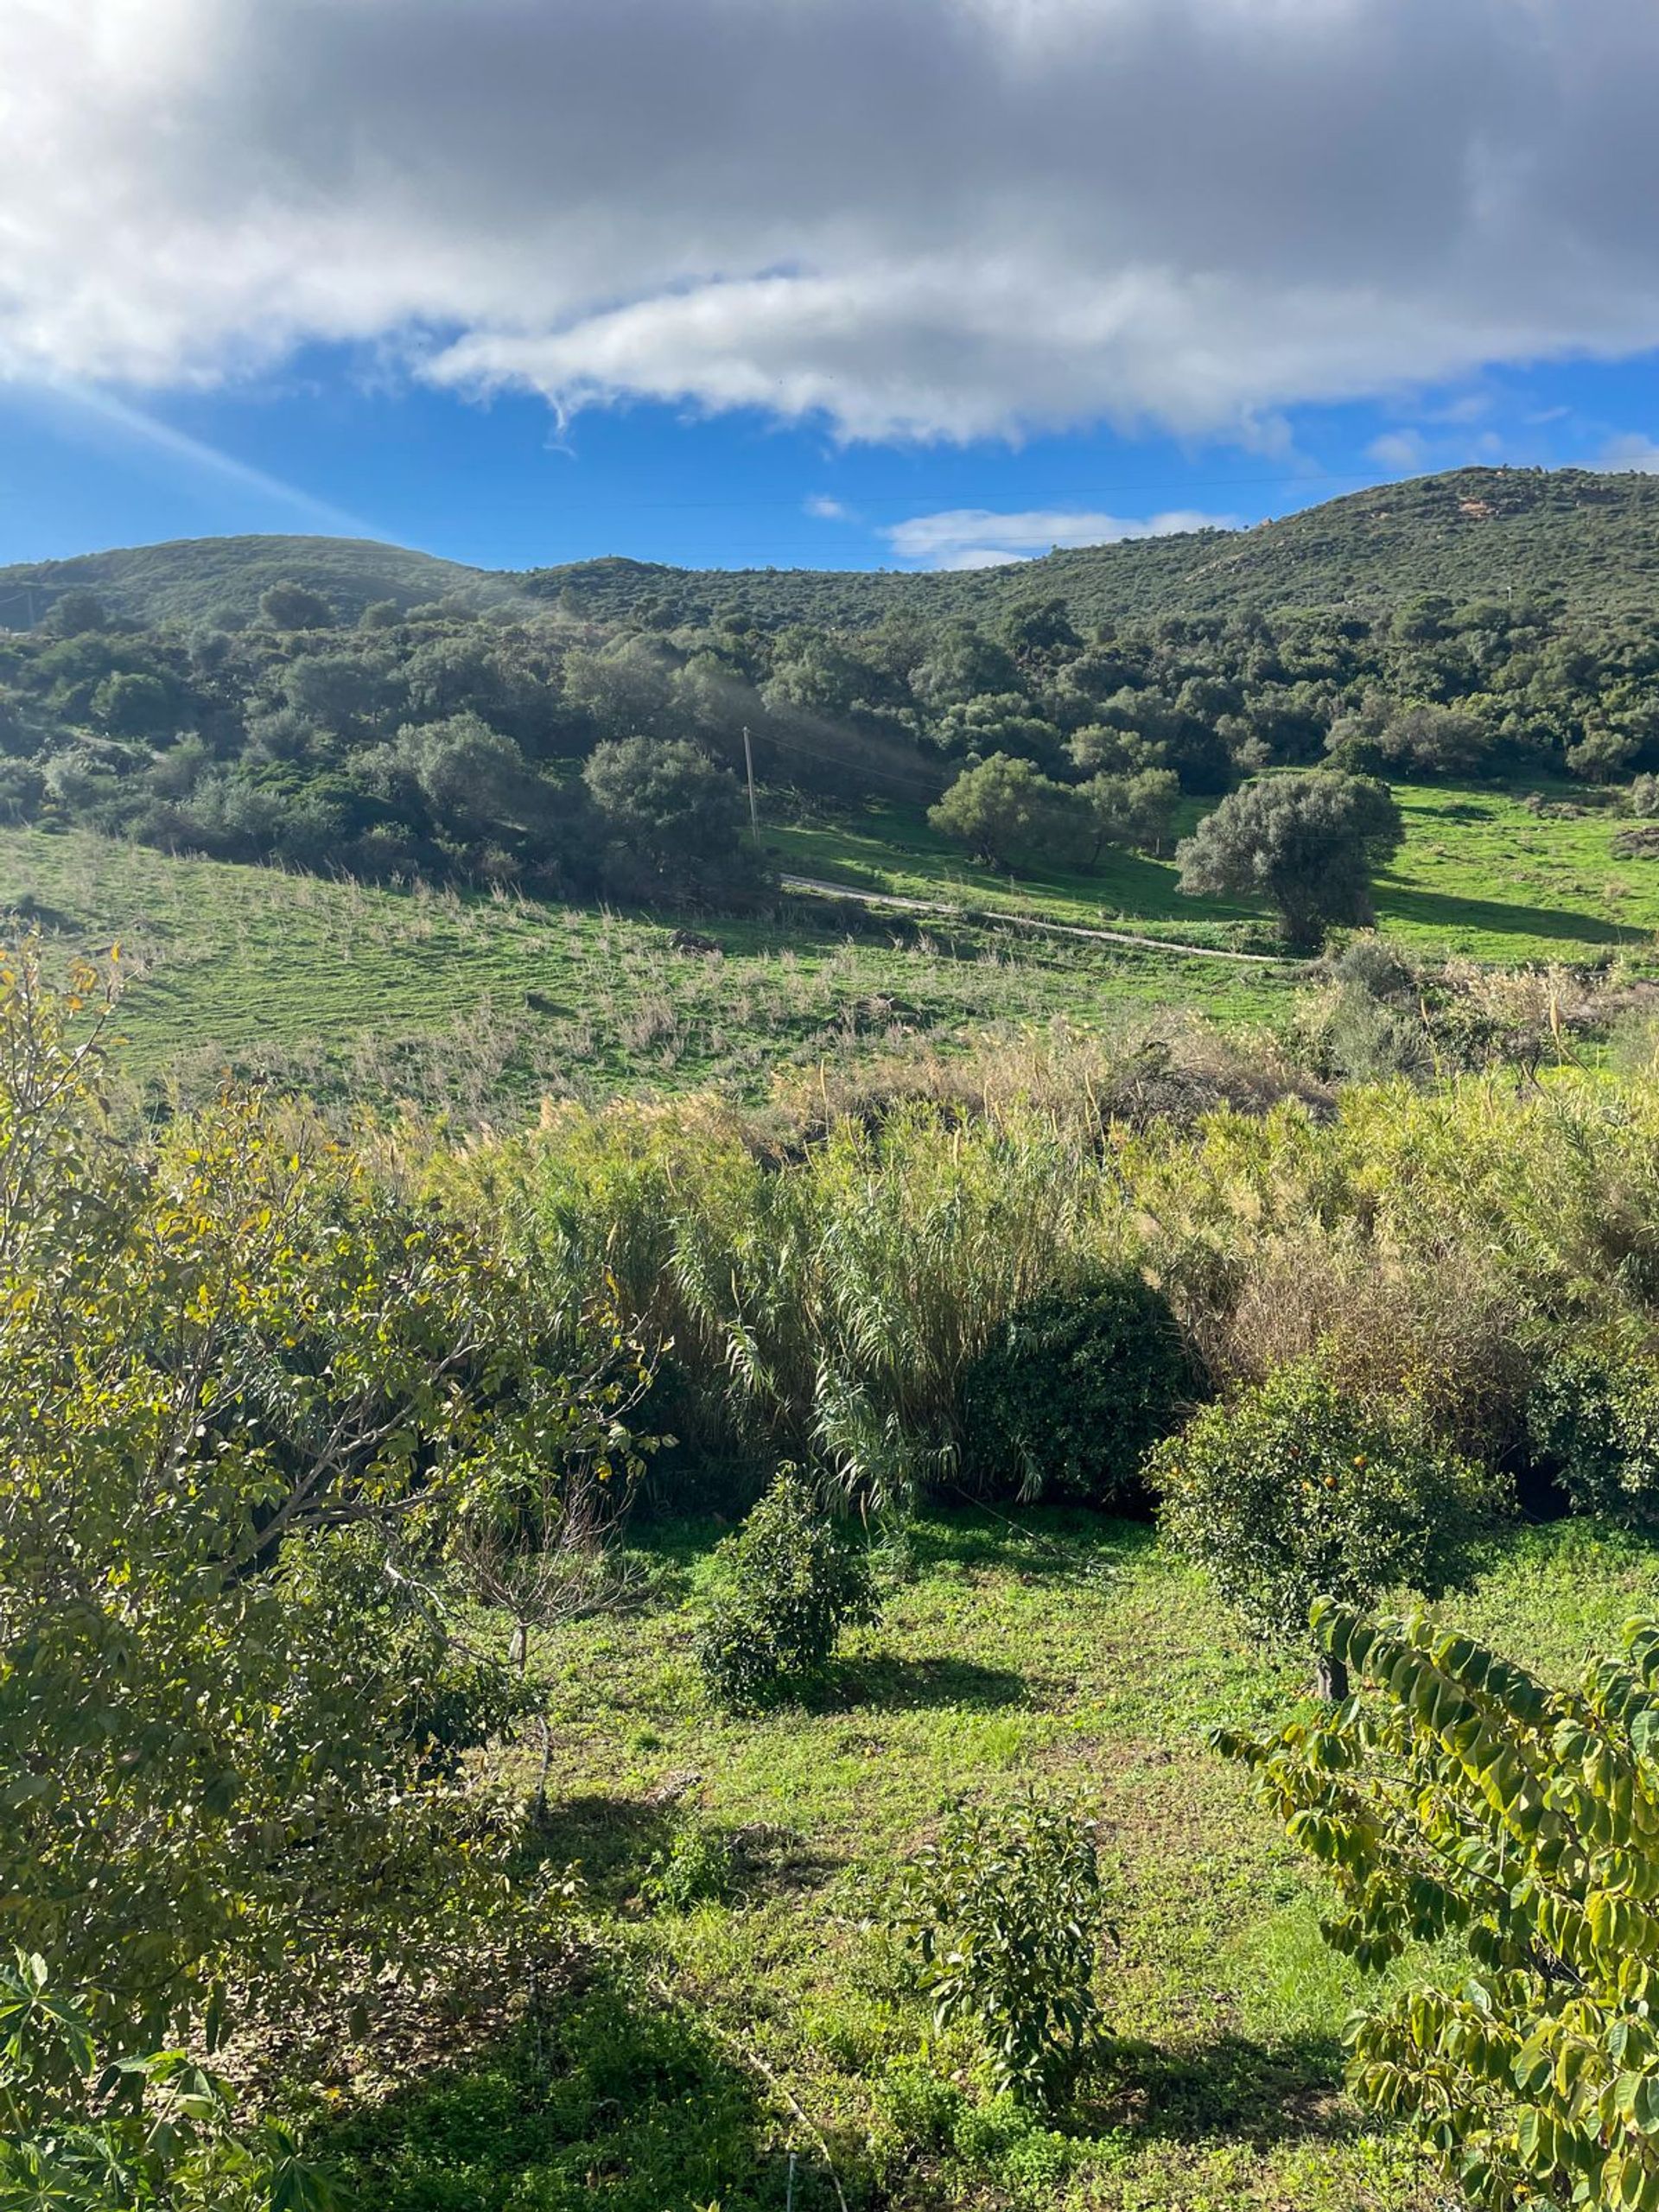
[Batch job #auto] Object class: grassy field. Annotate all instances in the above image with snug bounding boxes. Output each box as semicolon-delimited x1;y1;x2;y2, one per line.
313;1511;1659;2212
0;827;1289;1116
771;782;1659;966
1;774;1651;1120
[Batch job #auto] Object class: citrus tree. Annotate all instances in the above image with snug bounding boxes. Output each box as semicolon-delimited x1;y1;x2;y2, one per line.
696;1463;880;1707
1153;1363;1501;1696
1218;1600;1659;2210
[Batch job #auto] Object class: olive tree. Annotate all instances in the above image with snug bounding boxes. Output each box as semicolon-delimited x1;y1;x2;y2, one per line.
927;753;1093;869
583;733;760;900
1174;770;1404;949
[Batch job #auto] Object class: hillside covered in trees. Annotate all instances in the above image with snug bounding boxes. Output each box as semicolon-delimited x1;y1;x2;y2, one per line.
8;486;1659;923
10;468;1659;636
524;468;1659;629
0;534;495;632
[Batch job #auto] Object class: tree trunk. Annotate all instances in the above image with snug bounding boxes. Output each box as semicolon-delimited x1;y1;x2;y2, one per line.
1313;1649;1350;1702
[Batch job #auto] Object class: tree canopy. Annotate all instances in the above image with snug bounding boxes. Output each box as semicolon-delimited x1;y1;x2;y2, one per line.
1174;770;1404;947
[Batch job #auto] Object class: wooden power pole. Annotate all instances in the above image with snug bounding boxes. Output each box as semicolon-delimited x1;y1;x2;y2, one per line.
741;725;760;838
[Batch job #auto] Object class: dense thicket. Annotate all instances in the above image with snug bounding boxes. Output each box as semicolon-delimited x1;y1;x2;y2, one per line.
447;1034;1659;1522
8;541;1659;912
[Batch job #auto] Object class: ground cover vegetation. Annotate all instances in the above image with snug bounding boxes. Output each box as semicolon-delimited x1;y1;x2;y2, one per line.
18;925;1659;2208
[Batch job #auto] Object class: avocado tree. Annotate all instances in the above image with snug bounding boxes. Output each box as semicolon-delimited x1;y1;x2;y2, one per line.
1174;770;1404;949
1218;1603;1659;2212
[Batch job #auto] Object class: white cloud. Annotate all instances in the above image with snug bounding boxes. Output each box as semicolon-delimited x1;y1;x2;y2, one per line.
1366;429;1429;472
885;507;1236;570
5;2;1659;445
804;494;854;520
1601;432;1659;472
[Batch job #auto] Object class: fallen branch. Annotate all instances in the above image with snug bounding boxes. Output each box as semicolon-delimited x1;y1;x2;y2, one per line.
645;1970;850;2212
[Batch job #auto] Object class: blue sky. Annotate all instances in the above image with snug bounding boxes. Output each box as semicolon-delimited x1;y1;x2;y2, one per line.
5;1;1659;579
4;349;1658;578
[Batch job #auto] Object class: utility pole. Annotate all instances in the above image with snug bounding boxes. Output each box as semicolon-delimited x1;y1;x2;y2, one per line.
741;725;760;839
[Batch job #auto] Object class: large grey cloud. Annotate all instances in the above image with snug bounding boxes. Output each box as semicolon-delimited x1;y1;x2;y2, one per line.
4;0;1659;442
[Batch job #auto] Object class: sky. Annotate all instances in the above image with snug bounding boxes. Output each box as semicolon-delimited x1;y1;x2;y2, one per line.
3;0;1659;578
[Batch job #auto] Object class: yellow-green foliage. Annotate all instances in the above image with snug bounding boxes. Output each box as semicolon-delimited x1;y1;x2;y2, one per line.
0;940;612;2064
428;1068;1659;1513
1220;1601;1659;2211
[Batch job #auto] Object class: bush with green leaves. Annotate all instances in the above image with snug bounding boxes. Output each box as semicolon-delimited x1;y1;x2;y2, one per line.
1218;1601;1659;2212
696;1465;880;1707
891;1795;1104;2111
639;1815;736;1912
0;1953;334;2211
1526;1328;1659;1526
960;1270;1192;1504
1153;1362;1503;1695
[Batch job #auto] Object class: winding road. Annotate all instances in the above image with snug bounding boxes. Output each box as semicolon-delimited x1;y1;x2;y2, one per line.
779;874;1300;967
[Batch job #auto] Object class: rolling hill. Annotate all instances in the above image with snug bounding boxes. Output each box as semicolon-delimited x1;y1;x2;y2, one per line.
7;467;1659;634
0;533;493;630
520;468;1659;628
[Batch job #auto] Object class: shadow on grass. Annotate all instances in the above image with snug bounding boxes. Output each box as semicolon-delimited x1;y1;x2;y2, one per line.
1376;880;1628;946
825;1652;1030;1713
316;1963;836;2212
1089;2029;1358;2148
529;1794;677;1910
910;1508;1154;1582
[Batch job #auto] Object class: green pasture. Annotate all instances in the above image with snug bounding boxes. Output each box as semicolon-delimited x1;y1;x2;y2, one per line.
3;774;1652;1121
771;782;1659;966
320;1512;1659;2212
0;826;1287;1117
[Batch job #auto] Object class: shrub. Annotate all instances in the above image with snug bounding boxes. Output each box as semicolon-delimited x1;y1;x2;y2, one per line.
1218;1603;1659;2212
1152;1362;1503;1695
696;1465;880;1707
1526;1328;1659;1525
892;1795;1104;2111
1317;985;1433;1082
959;1271;1192;1504
640;1815;735;1911
1327;930;1416;1001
